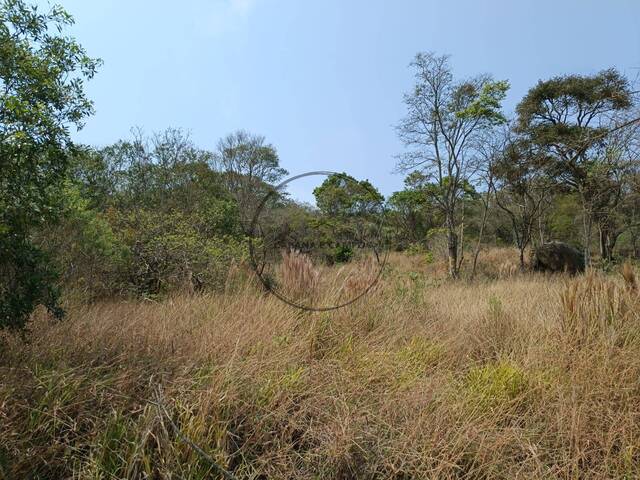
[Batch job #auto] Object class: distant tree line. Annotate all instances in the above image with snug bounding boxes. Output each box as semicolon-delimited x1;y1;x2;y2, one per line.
1;0;639;330
394;52;640;277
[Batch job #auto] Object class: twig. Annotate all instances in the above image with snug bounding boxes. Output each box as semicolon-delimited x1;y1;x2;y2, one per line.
151;385;237;480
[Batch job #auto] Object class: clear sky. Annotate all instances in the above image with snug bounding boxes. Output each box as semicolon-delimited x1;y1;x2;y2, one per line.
42;0;640;202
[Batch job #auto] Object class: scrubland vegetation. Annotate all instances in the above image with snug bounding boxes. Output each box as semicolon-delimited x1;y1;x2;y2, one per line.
3;0;640;478
3;252;640;478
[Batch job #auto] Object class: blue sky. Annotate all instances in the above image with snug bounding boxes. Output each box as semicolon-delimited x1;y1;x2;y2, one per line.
46;0;640;202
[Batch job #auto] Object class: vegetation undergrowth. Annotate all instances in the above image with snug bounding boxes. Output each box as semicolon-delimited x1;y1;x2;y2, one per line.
2;253;640;479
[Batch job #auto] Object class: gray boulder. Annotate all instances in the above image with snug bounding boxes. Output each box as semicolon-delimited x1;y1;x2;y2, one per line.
531;242;585;274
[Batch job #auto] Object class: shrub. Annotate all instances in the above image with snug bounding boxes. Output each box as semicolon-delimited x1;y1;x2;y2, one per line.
560;271;640;347
110;209;248;296
426;227;449;261
0;237;63;330
333;245;354;263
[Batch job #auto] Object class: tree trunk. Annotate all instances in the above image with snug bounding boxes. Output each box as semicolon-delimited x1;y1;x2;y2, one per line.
457;210;465;273
582;206;593;268
599;227;608;261
471;190;491;278
519;247;526;272
538;215;545;246
632;232;640;259
447;220;459;278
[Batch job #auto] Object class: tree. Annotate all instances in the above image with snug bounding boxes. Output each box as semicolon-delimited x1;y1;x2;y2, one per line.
313;173;384;217
0;0;100;329
95;128;218;212
216;130;288;229
312;173;384;253
492;137;551;270
65;129;245;296
589;121;640;261
388;172;440;249
396;52;509;277
516;69;635;265
470;131;501;277
618;171;640;258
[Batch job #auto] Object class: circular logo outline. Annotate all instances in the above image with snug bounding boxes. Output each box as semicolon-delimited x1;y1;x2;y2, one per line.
247;171;389;312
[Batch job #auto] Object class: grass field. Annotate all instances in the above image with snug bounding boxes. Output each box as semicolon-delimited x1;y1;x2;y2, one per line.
2;250;640;479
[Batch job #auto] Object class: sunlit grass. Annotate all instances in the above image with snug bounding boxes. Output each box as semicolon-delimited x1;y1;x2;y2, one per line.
2;250;640;478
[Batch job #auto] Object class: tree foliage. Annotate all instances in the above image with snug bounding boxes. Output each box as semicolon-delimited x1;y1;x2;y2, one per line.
0;0;100;329
515;69;635;264
396;52;508;276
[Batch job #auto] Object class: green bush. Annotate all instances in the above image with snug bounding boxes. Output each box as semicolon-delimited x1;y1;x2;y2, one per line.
113;209;247;296
0;236;63;330
334;245;354;263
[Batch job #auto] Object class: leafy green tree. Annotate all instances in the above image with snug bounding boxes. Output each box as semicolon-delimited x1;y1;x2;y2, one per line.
37;180;126;300
387;187;434;248
90;128;218;212
616;172;640;258
312;173;384;259
396;52;508;277
64;129;245;297
546;193;583;247
516;69;634;264
313;173;384;217
492;138;551;269
0;0;100;329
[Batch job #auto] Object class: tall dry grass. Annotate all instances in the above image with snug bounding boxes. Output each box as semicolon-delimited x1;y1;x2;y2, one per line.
1;251;640;478
279;249;320;300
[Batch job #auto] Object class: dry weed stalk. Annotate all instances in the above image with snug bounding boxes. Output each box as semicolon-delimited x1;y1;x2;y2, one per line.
341;255;379;299
279;249;319;298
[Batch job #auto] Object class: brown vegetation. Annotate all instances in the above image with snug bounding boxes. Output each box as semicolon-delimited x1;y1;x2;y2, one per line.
1;250;640;478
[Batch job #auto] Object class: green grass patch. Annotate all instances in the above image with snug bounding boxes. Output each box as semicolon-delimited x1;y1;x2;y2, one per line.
462;361;529;410
394;336;444;386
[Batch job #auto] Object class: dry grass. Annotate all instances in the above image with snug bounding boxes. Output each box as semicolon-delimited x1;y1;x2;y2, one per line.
271;250;383;308
279;249;320;297
2;250;640;479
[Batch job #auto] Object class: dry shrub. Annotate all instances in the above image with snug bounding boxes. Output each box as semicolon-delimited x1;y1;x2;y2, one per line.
224;258;258;294
498;260;519;278
621;261;637;292
473;247;523;279
467;294;525;361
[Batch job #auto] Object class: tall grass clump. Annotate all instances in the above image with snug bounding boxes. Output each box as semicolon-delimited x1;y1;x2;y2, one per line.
560;270;640;347
278;249;319;300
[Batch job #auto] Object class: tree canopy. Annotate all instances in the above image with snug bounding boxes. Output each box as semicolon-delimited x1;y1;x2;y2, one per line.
0;0;100;329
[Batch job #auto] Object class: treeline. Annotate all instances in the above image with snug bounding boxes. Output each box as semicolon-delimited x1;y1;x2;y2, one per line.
393;53;640;277
2;0;640;331
46;130;387;298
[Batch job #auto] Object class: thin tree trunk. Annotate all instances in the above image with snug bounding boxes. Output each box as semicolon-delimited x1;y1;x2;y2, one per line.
581;195;593;268
538;214;545;246
447;215;459;278
457;209;465;273
584;214;593;268
472;189;492;278
599;226;607;261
